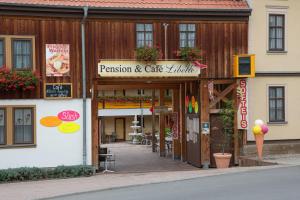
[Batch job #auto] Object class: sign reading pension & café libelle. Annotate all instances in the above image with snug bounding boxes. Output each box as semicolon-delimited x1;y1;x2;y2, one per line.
98;60;201;77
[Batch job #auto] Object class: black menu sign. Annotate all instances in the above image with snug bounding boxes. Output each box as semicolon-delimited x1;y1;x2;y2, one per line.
44;83;72;99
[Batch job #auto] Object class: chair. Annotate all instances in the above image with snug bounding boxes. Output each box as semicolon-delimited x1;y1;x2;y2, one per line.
98;147;107;169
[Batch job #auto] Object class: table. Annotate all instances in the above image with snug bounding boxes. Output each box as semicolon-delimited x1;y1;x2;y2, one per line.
99;153;115;173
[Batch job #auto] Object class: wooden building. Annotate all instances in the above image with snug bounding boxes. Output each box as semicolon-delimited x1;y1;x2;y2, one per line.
0;0;251;169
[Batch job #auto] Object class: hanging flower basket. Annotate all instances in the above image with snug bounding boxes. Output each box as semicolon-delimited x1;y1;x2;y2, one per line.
135;45;162;63
0;68;39;92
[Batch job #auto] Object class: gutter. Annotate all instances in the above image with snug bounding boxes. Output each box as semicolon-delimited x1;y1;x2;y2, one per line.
81;6;88;166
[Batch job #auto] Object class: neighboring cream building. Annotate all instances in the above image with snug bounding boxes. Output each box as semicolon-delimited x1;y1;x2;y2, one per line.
248;0;300;141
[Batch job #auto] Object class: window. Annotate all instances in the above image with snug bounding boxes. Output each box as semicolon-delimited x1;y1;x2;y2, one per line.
136;24;153;48
269;14;285;51
0;106;35;147
0;108;6;145
179;24;196;48
137;89;145;95
0;39;4;68
14;108;34;144
12;39;33;70
269;86;285;122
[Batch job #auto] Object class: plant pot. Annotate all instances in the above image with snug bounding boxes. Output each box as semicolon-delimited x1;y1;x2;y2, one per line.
213;153;232;168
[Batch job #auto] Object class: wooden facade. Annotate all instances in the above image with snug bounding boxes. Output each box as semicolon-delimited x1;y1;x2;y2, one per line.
0;4;250;168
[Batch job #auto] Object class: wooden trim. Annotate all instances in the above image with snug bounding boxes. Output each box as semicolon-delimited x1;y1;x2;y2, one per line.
209;83;237;108
0;37;5;68
0;107;7;145
0;35;36;71
96;84;180;90
159;89;166;157
0;105;36;147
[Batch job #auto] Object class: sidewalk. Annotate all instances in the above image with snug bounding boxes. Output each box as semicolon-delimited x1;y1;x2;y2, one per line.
0;165;289;200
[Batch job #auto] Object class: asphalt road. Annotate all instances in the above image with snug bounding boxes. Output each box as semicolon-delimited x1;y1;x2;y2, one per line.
49;166;300;200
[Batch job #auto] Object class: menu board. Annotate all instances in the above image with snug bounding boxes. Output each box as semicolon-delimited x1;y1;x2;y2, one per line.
44;83;72;99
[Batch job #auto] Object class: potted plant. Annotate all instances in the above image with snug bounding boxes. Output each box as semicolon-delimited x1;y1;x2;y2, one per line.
213;100;235;168
175;47;202;62
135;45;162;63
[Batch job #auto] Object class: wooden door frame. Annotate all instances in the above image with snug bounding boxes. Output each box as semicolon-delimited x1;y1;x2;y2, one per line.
115;117;126;141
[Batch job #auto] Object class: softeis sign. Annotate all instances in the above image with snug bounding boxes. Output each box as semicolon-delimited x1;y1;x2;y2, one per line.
98;60;201;77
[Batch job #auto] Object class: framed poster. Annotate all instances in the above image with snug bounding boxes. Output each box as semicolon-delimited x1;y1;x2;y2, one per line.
44;83;72;99
46;44;70;76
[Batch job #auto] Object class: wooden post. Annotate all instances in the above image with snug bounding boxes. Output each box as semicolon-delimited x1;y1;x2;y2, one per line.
159;89;166;157
200;80;210;167
180;83;187;161
152;89;156;152
172;89;181;160
91;84;99;168
233;84;239;165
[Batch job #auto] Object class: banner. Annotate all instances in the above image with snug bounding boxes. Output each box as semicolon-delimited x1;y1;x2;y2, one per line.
237;79;249;129
46;44;70;76
98;60;201;77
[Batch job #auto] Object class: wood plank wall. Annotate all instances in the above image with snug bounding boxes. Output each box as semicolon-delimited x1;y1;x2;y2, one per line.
0;16;248;98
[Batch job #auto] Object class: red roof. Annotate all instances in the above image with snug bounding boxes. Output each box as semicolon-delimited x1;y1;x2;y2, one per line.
0;0;249;10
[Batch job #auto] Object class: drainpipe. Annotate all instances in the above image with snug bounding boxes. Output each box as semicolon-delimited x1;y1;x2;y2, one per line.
163;23;169;60
81;6;88;166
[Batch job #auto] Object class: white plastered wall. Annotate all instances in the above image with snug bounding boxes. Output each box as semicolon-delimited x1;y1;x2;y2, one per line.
0;99;92;169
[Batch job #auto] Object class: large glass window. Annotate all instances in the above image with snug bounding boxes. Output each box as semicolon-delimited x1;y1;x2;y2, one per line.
14;108;34;144
0;109;6;145
136;24;153;48
0;39;4;68
269;15;285;51
179;24;196;48
269;86;285;122
12;39;32;70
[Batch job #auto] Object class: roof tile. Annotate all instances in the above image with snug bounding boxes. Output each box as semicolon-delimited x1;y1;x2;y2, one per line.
0;0;249;9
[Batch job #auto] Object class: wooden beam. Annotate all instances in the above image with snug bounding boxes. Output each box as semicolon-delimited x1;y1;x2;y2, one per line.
159;89;166;157
200;80;210;167
152;89;156;153
180;83;187;161
172;89;181;160
233;86;239;165
213;89;229;102
211;79;235;85
209;109;221;114
91;83;99;168
209;83;237;109
96;84;179;90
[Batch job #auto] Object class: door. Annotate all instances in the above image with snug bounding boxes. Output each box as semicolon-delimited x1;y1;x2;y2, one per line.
115;118;125;141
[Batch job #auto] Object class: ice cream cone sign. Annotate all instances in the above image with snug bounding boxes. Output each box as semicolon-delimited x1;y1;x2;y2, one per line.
252;119;269;160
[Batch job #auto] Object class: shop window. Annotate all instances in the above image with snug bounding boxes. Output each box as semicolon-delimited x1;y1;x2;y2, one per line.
269;86;285;122
12;39;33;70
269;14;285;51
137;89;145;95
179;24;196;48
0;106;35;147
0;108;6;145
0;39;4;68
136;24;153;48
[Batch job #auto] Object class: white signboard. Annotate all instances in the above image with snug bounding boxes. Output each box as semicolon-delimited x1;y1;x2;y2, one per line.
237;79;249;129
98;60;201;77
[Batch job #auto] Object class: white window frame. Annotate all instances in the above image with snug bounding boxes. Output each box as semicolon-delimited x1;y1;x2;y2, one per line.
266;84;288;125
266;6;289;53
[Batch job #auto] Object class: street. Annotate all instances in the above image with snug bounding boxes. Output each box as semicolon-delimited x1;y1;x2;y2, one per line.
48;166;300;200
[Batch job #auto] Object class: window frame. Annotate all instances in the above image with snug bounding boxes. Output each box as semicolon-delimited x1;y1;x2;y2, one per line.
268;14;285;52
0;108;7;145
0;105;36;148
11;38;33;71
179;24;196;48
268;86;285;123
0;38;5;68
136;23;153;48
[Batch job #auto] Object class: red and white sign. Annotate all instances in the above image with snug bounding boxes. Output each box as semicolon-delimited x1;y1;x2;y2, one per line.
58;110;80;121
237;79;248;129
46;44;70;77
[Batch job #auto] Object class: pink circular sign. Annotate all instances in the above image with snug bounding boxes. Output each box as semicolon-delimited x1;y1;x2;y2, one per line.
58;110;80;121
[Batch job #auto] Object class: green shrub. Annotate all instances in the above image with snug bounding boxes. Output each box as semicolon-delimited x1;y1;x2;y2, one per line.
0;165;94;183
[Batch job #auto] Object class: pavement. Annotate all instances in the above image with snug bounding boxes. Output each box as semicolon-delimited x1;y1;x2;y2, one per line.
1;143;300;200
48;165;300;200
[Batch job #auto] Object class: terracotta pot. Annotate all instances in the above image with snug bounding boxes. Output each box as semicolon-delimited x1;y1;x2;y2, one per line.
213;153;232;168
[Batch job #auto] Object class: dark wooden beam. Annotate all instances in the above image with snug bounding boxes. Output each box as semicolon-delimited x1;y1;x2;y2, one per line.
159;89;166;157
91;83;99;168
213;89;229;102
180;83;187;161
152;89;156;153
172;89;181;160
96;84;179;90
209;83;237;109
